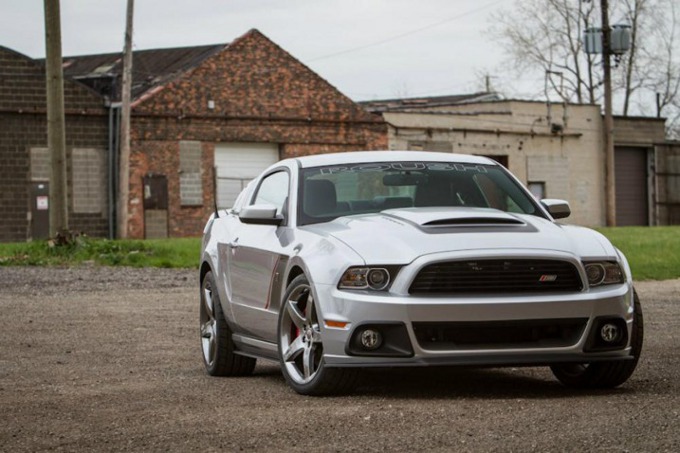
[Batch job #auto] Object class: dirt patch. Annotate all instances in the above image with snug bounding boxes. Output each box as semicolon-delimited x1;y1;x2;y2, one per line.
0;266;678;451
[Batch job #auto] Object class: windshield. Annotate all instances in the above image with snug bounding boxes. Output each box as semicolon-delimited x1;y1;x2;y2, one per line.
299;161;542;225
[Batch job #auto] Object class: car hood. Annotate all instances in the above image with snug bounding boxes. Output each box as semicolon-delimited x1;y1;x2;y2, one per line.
301;207;617;265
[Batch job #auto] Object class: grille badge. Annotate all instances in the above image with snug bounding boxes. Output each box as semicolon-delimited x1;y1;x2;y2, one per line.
539;274;558;282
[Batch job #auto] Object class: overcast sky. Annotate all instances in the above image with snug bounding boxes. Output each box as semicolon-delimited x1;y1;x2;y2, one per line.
0;0;543;101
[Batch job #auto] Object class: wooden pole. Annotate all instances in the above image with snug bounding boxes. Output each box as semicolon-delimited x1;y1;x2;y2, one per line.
601;0;616;226
117;0;134;238
43;0;69;238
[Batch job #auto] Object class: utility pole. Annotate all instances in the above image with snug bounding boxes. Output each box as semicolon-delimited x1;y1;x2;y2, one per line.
44;0;69;238
117;0;134;238
601;0;616;226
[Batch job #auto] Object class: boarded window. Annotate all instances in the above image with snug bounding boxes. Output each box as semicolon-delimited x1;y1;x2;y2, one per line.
72;148;105;214
30;147;50;181
179;141;203;206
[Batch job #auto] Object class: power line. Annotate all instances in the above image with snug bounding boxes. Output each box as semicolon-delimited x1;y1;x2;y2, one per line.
307;0;506;62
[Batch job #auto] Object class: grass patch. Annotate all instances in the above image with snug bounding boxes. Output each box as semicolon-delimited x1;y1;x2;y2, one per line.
597;226;680;281
0;227;678;280
0;236;201;268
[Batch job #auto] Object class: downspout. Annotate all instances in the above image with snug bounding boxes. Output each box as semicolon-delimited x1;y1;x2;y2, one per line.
108;102;121;239
107;103;114;239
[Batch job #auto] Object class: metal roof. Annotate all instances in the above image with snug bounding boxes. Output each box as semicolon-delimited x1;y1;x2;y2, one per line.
359;92;502;113
58;44;227;100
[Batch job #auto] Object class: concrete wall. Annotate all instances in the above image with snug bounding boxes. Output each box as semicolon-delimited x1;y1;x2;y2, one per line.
382;101;605;226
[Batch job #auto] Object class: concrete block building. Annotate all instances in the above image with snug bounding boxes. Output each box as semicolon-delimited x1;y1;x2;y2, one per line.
362;95;673;226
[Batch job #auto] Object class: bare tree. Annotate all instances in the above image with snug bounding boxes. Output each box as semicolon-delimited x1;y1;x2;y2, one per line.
491;0;679;135
616;0;650;116
646;0;680;137
491;0;601;104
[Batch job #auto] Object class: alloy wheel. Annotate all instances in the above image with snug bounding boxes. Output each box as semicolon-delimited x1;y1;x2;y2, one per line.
279;283;323;384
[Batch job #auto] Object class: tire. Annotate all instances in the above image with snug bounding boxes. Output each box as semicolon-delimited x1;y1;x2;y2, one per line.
200;271;256;376
277;275;359;395
550;288;644;389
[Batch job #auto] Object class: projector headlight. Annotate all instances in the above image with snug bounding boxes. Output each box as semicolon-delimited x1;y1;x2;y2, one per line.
583;261;625;287
338;267;395;291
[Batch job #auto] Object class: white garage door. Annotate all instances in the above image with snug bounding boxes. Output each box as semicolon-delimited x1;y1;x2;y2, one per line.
214;143;279;208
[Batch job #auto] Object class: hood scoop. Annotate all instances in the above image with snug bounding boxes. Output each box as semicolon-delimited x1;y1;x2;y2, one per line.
423;217;524;227
383;207;527;228
381;207;536;234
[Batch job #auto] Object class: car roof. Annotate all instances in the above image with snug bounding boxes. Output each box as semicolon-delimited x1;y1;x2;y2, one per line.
289;150;497;168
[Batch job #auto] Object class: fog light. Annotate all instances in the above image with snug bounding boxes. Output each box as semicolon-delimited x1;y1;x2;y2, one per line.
600;323;621;343
360;329;382;350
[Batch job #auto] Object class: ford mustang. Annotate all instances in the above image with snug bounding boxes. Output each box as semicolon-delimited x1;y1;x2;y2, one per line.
199;151;643;395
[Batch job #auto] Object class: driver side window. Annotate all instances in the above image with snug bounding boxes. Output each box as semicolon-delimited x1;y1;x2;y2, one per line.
253;171;289;215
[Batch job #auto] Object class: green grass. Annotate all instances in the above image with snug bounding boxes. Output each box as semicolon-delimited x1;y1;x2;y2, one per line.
0;236;201;268
597;226;680;281
0;227;678;280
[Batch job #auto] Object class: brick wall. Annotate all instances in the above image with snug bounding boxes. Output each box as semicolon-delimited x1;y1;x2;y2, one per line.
126;30;387;238
0;46;109;242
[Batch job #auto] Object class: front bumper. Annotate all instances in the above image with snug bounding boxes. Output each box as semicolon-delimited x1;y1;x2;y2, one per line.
315;282;635;368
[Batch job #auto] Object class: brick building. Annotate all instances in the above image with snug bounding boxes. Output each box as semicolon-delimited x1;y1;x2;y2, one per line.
0;29;387;241
0;46;110;242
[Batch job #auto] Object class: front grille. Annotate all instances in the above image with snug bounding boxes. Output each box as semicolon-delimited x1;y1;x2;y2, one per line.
409;259;582;295
413;318;588;350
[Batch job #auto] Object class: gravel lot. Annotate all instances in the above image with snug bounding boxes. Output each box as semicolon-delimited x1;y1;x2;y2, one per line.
1;266;678;452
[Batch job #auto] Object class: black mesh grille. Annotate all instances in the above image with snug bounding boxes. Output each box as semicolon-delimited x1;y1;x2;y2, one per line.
409;259;583;294
413;318;588;350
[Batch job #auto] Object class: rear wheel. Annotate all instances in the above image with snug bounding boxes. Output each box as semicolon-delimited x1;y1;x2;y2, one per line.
200;271;256;376
278;275;359;395
550;289;643;388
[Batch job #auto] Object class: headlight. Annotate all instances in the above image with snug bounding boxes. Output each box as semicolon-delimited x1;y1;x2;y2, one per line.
339;267;392;290
583;262;624;287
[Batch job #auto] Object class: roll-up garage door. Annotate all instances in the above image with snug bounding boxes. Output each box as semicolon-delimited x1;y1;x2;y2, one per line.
615;147;648;226
214;143;279;208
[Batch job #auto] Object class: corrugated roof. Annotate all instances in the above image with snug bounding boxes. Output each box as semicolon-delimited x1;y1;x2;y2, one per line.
359;92;501;112
56;44;227;100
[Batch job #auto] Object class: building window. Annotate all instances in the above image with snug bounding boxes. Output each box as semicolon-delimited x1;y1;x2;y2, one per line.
528;181;546;200
72;148;106;214
179;141;203;206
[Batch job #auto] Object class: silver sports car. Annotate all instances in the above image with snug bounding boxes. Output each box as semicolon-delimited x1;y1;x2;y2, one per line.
199;151;643;395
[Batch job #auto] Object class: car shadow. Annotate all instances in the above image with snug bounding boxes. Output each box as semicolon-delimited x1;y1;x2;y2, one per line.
353;366;634;400
251;363;636;399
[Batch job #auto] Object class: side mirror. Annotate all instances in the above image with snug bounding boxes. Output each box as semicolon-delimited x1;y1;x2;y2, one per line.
541;199;571;220
239;204;284;226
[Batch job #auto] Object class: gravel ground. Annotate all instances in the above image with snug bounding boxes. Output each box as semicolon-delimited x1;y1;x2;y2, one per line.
0;266;678;452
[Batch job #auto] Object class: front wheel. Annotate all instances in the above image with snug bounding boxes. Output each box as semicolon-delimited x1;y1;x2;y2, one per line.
550;289;644;388
278;275;359;395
